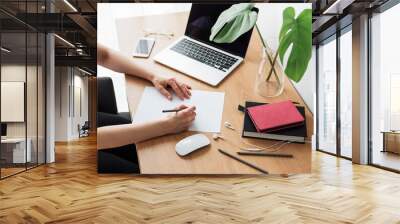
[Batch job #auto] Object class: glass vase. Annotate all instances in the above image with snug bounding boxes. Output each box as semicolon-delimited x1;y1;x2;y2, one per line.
256;47;285;98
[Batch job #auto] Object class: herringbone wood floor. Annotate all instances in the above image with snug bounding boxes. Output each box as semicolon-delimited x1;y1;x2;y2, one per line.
1;135;400;224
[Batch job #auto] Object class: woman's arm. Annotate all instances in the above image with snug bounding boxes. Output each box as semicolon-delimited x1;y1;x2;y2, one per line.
97;43;155;81
97;120;168;150
97;105;196;150
96;44;197;149
97;43;191;100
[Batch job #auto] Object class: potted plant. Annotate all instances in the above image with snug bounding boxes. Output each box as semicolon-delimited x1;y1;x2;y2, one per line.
257;7;312;97
208;4;311;97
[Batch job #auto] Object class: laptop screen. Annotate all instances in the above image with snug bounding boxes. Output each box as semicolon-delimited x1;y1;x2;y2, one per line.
185;4;257;57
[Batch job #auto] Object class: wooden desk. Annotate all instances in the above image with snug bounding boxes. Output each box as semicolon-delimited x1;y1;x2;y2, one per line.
115;12;312;174
1;138;32;164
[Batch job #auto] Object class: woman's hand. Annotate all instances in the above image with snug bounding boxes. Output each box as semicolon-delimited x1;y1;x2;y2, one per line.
151;76;191;100
162;105;196;134
98;104;196;149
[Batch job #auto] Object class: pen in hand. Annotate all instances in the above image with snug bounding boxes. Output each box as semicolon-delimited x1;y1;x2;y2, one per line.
162;109;184;113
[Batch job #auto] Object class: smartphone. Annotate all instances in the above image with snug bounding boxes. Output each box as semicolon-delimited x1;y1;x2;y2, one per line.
133;37;155;58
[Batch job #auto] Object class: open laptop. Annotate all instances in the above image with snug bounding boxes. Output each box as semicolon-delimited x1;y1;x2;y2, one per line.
154;4;257;86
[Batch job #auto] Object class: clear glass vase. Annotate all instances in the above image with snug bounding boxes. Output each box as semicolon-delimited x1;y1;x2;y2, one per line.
256;47;285;98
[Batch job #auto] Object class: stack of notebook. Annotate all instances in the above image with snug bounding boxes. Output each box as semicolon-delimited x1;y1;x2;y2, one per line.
242;100;307;143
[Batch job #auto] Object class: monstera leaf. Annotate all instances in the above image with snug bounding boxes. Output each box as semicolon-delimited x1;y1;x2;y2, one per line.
278;7;312;82
210;3;258;44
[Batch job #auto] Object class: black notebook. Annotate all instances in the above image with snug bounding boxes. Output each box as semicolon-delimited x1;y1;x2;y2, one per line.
242;101;307;143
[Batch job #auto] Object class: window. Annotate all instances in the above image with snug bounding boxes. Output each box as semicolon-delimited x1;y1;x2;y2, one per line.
316;26;353;159
389;74;400;130
317;36;337;154
339;28;352;158
370;3;400;171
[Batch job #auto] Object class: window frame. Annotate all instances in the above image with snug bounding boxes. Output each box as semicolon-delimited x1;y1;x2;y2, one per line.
0;0;47;180
315;24;353;161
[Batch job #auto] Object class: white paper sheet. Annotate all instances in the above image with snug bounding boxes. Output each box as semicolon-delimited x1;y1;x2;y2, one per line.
133;87;225;133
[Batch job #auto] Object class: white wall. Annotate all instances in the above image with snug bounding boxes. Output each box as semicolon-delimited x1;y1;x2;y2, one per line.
1;64;46;163
1;65;31;137
1;65;26;81
75;74;89;123
55;67;69;141
54;67;89;141
1;68;25;123
72;74;89;138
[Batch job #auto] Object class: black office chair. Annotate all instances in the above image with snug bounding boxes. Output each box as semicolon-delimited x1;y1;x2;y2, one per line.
78;121;90;138
97;77;140;173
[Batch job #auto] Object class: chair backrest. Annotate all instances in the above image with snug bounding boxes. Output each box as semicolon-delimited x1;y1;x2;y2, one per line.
82;121;90;129
97;77;118;114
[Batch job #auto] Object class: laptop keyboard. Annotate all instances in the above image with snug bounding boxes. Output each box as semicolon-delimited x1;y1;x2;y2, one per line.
171;38;238;72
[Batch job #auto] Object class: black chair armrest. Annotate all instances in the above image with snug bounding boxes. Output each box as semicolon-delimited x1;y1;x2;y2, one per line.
97;112;131;128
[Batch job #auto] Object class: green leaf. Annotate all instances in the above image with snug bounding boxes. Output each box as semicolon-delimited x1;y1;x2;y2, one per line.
278;7;312;82
279;7;295;41
210;3;258;44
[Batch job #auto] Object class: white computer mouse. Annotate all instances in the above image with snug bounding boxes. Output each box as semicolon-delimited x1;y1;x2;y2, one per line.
175;134;210;156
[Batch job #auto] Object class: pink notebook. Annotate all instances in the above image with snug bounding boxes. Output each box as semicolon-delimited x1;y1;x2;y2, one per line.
247;100;304;132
